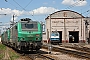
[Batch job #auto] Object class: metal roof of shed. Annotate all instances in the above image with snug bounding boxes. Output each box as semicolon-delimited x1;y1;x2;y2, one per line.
45;10;85;20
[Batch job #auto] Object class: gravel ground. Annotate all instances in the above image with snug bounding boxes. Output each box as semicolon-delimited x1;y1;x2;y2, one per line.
40;48;86;60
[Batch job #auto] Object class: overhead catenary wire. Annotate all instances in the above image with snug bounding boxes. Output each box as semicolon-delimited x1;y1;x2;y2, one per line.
24;0;33;9
5;0;18;9
65;0;84;9
13;0;26;10
10;0;36;20
4;0;56;17
79;4;90;17
64;0;90;17
66;0;90;15
65;1;79;9
84;10;90;17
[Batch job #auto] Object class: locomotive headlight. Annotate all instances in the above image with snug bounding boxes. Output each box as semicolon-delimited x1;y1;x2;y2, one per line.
36;34;39;37
21;38;24;41
36;38;39;40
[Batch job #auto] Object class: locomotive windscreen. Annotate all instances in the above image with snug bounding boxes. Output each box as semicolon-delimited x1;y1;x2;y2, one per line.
21;22;38;31
51;32;59;36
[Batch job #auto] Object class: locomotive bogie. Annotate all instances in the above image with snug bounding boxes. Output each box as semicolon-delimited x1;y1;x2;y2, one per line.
16;41;42;51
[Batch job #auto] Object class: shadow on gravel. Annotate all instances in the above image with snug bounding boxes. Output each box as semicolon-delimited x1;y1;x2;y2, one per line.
15;49;48;56
24;50;48;54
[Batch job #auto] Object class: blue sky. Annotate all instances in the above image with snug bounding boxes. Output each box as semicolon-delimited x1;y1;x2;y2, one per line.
0;0;89;30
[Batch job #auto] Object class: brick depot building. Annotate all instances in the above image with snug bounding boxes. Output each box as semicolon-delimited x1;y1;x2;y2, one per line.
45;10;90;44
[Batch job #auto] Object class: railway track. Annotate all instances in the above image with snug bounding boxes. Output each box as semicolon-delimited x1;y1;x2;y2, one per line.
27;54;55;60
62;45;90;53
58;47;90;59
42;43;90;59
20;50;56;60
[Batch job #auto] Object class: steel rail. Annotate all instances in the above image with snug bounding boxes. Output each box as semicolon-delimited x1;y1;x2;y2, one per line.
42;43;90;59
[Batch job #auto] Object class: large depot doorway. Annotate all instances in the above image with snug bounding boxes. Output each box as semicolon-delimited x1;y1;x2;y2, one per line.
69;31;79;43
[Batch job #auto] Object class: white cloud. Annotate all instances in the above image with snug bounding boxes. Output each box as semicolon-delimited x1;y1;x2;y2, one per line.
0;8;24;16
62;0;74;5
0;7;59;22
29;7;59;15
0;7;59;18
62;0;87;6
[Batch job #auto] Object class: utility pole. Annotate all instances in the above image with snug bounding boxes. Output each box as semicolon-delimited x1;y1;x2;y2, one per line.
64;12;67;43
85;19;89;44
13;14;15;24
48;14;52;54
11;14;17;26
50;14;51;43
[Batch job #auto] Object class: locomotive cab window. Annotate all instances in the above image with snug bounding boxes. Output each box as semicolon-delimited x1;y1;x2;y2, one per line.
51;32;59;36
55;33;59;36
21;22;38;31
25;24;34;29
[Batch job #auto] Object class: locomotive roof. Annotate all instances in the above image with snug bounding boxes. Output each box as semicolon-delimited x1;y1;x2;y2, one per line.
20;18;31;21
18;18;38;23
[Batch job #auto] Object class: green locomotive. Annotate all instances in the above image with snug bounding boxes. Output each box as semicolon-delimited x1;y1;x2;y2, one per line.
1;18;42;51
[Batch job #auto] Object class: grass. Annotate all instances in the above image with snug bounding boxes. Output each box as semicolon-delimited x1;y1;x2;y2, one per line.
0;43;6;59
9;51;20;60
0;43;20;60
0;54;4;59
0;43;6;50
